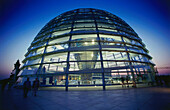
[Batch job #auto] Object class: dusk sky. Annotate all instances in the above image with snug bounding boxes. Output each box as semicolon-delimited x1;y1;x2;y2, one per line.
0;0;169;79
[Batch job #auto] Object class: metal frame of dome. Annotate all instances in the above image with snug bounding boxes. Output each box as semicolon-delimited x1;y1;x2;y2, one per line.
20;8;156;90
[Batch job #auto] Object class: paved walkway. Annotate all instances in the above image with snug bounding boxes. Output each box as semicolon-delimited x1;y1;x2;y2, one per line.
0;87;170;110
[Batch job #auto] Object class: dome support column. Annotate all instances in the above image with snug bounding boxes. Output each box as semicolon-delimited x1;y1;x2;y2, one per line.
121;36;136;88
92;9;106;90
65;10;78;91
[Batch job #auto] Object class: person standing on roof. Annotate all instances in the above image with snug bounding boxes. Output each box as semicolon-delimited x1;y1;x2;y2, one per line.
32;78;40;96
23;77;31;98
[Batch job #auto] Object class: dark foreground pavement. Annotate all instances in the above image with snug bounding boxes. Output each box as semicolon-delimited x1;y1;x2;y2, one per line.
0;87;170;110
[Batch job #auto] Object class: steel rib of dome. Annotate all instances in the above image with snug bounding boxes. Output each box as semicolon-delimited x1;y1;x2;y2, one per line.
20;8;156;89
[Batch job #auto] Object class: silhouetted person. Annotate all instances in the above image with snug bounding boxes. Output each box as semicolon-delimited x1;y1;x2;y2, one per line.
155;76;160;86
121;77;125;88
78;80;80;85
132;80;137;88
93;80;96;85
54;79;57;85
23;78;31;98
126;76;129;87
111;79;114;84
32;78;40;96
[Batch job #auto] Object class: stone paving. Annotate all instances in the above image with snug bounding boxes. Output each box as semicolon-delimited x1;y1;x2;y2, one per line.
0;86;170;110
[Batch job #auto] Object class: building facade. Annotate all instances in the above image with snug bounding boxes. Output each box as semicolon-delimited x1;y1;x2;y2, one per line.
20;8;156;90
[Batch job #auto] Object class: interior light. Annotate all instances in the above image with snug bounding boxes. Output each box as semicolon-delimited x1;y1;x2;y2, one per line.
92;39;95;44
85;42;88;45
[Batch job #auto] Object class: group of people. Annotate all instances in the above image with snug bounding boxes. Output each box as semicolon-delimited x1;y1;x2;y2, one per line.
121;76;137;88
23;77;39;98
121;76;130;88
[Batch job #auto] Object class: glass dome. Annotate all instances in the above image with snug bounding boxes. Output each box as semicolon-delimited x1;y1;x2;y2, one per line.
20;8;156;90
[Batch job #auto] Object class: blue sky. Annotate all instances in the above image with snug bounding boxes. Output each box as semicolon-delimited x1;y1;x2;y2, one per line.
0;0;170;79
